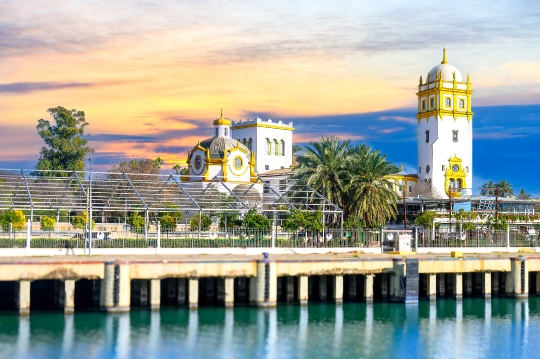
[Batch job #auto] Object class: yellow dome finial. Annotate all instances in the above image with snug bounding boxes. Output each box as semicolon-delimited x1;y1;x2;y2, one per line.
213;108;231;126
441;48;448;64
220;108;224;119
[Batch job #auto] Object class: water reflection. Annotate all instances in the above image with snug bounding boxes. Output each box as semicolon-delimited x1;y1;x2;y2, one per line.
0;298;540;359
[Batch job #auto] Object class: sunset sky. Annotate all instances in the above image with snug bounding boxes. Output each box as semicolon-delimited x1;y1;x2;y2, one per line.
1;0;540;195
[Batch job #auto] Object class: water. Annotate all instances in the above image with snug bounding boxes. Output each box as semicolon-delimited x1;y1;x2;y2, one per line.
0;298;539;359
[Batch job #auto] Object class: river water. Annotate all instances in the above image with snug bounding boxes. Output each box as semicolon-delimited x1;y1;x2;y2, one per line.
0;298;539;359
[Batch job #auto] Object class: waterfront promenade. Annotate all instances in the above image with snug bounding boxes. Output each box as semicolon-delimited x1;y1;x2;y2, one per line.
0;252;538;315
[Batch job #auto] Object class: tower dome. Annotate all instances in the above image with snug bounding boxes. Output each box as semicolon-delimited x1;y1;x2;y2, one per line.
427;48;463;82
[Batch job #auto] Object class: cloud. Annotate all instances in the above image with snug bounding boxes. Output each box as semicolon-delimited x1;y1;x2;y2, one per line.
0;81;128;94
379;116;416;124
380;127;405;134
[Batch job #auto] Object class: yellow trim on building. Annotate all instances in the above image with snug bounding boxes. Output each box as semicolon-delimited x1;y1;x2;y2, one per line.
444;155;467;198
232;123;295;131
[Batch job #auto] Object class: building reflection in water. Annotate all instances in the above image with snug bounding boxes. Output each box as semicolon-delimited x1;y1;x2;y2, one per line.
297;306;308;354
116;314;131;359
332;304;343;357
60;314;74;358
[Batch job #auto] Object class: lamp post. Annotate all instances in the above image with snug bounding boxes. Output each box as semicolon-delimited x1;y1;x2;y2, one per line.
88;151;93;256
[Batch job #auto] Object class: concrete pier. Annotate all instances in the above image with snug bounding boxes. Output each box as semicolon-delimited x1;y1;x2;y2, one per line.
298;276;308;305
0;254;538;315
64;280;75;313
427;274;437;301
454;274;463;300
150;279;160;310
333;275;343;303
17;280;30;315
224;278;234;308
364;275;374;303
188;279;198;309
482;272;491;299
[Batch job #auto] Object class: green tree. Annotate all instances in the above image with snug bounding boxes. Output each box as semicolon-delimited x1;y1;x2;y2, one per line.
0;209;27;231
109;158;162;174
127;212;145;228
159;214;176;232
219;212;242;230
35;106;93;175
40;216;56;231
346;145;399;227
172;164;189;175
190;213;211;231
282;209;323;233
71;212;95;230
242;209;270;229
454;209;476;231
343;216;365;230
415;210;437;229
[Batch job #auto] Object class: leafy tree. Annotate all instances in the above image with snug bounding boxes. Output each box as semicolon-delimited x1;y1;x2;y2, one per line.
72;212;95;230
454;209;476;231
109;158;163;175
346;145;399;227
127;212;145;228
159;214;176;232
486;215;508;230
242;209;270;229
172;164;188;175
40;216;56;231
35;106;93;175
415;210;437;229
343;216;365;230
219;212;242;230
189;213;211;231
518;189;531;200
282;209;323;232
0;209;27;231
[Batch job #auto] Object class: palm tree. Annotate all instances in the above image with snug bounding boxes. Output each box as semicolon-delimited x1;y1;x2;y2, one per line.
518;189;531;200
293;136;351;210
346;146;399;227
495;180;513;197
480;180;496;196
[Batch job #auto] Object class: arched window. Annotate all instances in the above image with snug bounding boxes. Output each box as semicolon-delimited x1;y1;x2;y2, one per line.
266;139;271;155
457;179;462;189
274;140;279;155
445;98;451;107
224;128;228;137
280;140;285;156
247;138;252;150
215;128;218;137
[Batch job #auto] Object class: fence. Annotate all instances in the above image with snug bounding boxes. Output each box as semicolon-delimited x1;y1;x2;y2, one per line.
416;228;539;248
0;228;382;249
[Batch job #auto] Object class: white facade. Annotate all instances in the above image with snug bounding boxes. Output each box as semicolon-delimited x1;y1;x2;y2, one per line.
231;118;294;174
416;50;473;199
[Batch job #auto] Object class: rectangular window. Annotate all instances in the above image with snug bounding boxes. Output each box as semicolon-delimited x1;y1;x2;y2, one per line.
265;165;269;170
279;180;287;192
425;130;429;143
442;165;445;171
409;186;412;193
466;166;469;173
452;130;458;142
419;167;421;173
224;128;228;137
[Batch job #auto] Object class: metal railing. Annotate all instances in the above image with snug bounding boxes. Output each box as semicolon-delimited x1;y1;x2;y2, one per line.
0;228;382;249
416;229;539;248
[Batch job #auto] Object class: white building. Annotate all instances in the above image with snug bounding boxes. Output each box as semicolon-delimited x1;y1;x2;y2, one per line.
231;117;294;174
182;110;257;187
416;49;473;199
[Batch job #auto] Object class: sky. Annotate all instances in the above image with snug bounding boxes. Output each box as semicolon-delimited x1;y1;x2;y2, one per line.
1;0;540;195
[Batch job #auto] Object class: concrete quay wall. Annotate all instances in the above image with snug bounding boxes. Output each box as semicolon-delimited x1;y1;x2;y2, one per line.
0;254;539;315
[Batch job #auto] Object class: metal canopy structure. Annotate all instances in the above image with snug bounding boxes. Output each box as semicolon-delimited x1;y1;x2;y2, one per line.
0;169;342;220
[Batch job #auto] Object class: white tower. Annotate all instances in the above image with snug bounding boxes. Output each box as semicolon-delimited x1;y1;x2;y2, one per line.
416;49;473;199
231;117;294;174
